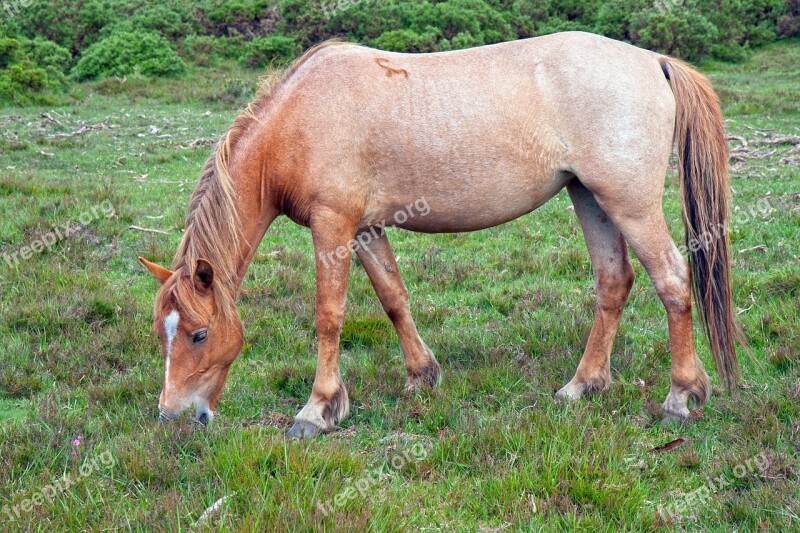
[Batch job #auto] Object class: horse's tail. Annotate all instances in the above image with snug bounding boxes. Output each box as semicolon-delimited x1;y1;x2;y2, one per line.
658;56;745;395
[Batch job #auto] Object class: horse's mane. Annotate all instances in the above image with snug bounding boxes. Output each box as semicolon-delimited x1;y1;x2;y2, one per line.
155;41;353;325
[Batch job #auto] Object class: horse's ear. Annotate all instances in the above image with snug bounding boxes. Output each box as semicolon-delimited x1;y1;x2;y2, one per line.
139;257;173;285
194;259;214;293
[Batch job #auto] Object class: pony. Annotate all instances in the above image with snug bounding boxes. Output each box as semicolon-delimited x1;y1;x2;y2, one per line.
139;31;744;438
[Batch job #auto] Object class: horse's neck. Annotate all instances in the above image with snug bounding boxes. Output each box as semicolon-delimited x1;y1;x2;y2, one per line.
229;150;279;286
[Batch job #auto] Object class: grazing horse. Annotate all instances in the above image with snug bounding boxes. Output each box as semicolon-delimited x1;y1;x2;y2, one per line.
140;31;744;438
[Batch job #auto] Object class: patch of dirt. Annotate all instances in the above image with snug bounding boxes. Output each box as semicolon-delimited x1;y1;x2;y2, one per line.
252;411;294;429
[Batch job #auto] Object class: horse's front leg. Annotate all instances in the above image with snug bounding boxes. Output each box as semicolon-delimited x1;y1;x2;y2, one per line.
354;229;440;391
287;213;357;439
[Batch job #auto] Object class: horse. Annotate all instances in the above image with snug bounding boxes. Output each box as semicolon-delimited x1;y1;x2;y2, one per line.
139;31;744;438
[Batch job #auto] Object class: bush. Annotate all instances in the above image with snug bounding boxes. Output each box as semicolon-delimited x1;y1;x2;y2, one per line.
0;37;19;69
2;62;50;91
322;0;517;53
0;36;70;106
0;61;66;106
71;31;186;81
779;0;800;36
594;0;652;42
205;0;272;25
278;0;329;45
629;8;719;60
711;41;749;62
372;29;439;52
18;38;73;74
202;0;279;39
182;35;225;66
184;33;251;63
422;0;515;44
449;31;483;49
13;0;139;52
109;3;200;41
241;35;300;67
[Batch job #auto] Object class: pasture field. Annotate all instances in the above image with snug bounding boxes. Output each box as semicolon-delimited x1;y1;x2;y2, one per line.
0;41;799;531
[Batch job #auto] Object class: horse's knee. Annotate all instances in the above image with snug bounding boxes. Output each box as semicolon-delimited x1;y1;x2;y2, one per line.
652;272;691;314
315;306;345;338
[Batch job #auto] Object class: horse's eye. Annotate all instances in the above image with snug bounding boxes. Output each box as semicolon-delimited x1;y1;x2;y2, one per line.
192;330;208;343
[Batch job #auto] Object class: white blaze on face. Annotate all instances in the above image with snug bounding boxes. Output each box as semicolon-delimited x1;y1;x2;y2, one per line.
163;310;180;391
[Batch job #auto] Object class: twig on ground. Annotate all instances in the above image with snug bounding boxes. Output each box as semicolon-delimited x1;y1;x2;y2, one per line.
738;244;768;254
129;225;170;235
41;113;63;127
766;135;800;146
194;493;236;528
727;135;748;148
48;120;116;139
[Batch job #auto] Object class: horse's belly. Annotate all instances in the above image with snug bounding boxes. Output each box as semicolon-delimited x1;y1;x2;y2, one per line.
363;166;570;234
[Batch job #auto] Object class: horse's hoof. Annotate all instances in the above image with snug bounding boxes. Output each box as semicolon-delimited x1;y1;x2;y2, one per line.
405;348;441;392
660;414;689;428
660;408;690;427
555;382;584;402
286;420;326;439
661;389;691;422
404;367;441;392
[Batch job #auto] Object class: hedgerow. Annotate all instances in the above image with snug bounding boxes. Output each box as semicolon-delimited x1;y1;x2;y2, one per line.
0;0;796;106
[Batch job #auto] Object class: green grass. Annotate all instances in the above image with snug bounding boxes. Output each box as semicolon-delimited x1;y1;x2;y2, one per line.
1;41;799;531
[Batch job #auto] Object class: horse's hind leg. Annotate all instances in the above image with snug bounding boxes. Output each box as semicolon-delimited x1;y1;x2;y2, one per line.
594;190;710;421
556;180;635;401
355;230;441;390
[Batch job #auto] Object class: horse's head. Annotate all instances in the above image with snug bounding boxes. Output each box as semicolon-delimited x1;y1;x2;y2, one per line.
139;256;242;425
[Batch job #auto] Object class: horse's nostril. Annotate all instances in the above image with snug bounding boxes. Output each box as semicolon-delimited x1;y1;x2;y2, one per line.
197;412;210;425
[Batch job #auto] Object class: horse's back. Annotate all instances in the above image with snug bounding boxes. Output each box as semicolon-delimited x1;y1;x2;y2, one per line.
270;32;677;233
287;31;675;164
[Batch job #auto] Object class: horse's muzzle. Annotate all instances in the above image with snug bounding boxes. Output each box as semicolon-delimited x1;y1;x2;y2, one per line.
158;408;179;422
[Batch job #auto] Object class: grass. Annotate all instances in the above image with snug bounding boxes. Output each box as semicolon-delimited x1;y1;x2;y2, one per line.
1;40;799;531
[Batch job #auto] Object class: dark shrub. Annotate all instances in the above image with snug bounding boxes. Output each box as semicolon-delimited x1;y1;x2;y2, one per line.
182;35;225;66
0;36;70;106
779;0;800;36
72;31;186;81
372;29;440;52
202;0;279;39
18;38;73;74
110;3;200;41
0;37;19;69
629;8;719;60
241;35;301;67
0;61;66;106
